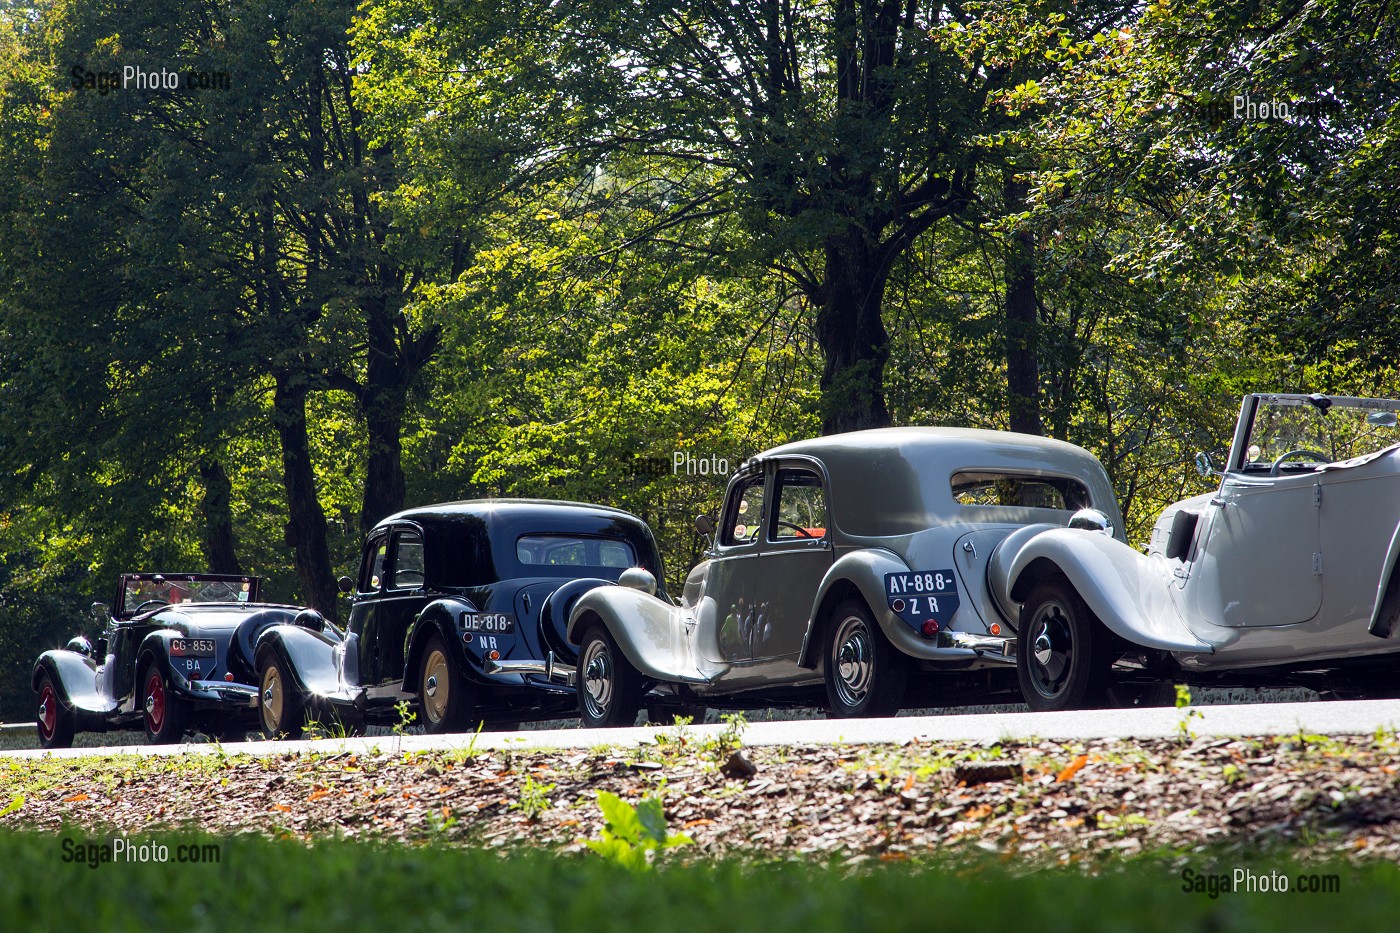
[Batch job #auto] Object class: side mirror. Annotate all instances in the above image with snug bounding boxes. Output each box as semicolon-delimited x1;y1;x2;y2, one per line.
337;575;354;594
90;601;109;623
1194;451;1219;478
694;514;714;537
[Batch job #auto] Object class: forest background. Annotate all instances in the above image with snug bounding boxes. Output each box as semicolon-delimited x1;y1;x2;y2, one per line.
0;0;1395;721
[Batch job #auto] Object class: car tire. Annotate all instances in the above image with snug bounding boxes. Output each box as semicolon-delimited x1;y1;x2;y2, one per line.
1017;576;1109;712
577;623;643;728
418;633;474;734
823;599;908;718
35;673;76;750
256;648;306;740
140;658;188;744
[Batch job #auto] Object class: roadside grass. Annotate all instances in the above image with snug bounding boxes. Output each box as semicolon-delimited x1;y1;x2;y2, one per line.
0;827;1395;931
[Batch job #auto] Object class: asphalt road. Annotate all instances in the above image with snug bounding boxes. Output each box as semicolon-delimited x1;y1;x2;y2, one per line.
5;698;1400;760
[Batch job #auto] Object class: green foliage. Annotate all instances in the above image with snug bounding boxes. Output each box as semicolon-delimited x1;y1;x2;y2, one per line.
585;791;693;871
0;829;1393;930
511;774;556;820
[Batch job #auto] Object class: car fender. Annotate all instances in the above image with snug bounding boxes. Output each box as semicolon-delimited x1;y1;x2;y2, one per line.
567;585;706;684
1368;523;1400;638
254;625;343;696
32;650;113;717
539;578;613;665
796;548;911;669
402;597;508;692
1002;528;1213;653
135;632;205;698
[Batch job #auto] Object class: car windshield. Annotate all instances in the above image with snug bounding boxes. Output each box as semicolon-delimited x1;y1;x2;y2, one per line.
1242;397;1400;470
120;575;254;616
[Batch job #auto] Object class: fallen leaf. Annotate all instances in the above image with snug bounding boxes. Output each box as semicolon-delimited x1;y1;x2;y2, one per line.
308;790;331;802
63;794;89;803
683;818;716;829
271;804;291;813
964;804;993;820
1057;754;1089;782
901;774;915;792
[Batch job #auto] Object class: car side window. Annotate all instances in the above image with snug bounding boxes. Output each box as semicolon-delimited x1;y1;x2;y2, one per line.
359;535;389;594
391;531;425;589
950;471;1090;511
720;474;766;546
770;468;827;540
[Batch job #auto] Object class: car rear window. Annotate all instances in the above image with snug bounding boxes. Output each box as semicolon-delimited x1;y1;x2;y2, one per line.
516;535;636;569
950;471;1090;511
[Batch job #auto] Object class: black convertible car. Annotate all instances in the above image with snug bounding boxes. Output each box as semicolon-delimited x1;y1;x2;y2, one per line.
254;499;671;737
33;573;316;747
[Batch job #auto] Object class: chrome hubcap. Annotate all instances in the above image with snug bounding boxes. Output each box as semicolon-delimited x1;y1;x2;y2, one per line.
582;641;612;719
1028;601;1073;697
832;615;874;708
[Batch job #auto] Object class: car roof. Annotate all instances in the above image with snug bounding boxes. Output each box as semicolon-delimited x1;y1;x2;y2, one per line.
756;426;1105;472
373;498;644;532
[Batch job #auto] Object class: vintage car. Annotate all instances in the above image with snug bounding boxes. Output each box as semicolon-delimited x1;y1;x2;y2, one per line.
32;573;310;747
1003;393;1400;710
565;426;1127;724
254;499;669;737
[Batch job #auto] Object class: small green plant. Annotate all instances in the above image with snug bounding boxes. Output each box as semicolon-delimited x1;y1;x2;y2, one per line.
1175;684;1203;742
585;791;692;871
0;795;22;817
304;716;350;741
393;700;417;736
512;774;556;819
703;712;748;764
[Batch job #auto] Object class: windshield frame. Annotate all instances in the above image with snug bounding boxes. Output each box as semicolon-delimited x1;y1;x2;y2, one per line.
1227;394;1400;475
115;573;261;620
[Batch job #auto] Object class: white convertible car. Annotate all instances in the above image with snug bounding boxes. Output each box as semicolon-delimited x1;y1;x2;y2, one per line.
1005;393;1400;710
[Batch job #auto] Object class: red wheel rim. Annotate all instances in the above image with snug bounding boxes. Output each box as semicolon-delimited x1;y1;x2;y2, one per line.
144;671;165;734
38;682;57;741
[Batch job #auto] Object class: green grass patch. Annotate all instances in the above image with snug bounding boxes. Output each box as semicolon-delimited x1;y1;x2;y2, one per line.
1;827;1397;931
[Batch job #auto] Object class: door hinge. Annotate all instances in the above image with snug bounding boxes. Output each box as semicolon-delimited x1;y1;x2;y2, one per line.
1314;484;1323;507
1313;552;1324;575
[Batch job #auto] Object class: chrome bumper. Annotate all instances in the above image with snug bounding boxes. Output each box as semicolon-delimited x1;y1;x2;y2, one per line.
937;631;1017;664
186;680;260;707
483;650;577;686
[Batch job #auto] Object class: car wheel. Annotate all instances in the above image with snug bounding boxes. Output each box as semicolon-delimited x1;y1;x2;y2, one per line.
140;659;188;744
823;599;908;718
1017;577;1109;712
577;623;643;728
36;673;75;749
418;633;474;734
257;648;306;740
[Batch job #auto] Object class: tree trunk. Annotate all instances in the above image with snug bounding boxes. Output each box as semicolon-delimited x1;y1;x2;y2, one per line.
1004;173;1042;436
360;295;408;534
198;458;241;575
815;230;894;435
272;372;340;622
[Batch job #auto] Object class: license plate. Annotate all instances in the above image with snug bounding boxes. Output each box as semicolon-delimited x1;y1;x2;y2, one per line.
170;638;216;657
885;571;960;628
461;612;515;634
